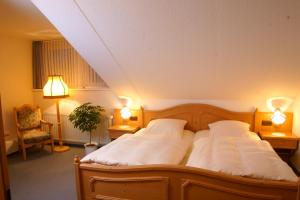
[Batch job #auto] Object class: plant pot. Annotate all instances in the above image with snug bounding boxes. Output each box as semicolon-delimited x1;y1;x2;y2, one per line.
84;142;98;155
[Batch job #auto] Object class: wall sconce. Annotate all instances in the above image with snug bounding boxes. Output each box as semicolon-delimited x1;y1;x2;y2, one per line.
119;96;132;120
271;109;286;125
120;106;131;120
267;97;292;126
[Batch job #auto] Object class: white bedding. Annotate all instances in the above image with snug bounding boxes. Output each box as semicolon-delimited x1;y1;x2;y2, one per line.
187;130;298;182
81;128;194;166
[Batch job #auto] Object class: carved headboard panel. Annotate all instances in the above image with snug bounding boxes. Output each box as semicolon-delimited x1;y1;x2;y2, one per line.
143;104;255;132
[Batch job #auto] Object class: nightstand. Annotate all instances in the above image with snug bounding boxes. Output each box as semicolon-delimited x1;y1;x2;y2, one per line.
108;125;140;139
259;131;300;150
259;131;300;161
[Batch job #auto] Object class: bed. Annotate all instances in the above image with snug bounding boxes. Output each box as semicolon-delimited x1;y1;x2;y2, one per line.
74;104;300;200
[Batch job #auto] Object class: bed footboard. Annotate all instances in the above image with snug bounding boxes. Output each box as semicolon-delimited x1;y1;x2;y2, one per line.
74;156;300;200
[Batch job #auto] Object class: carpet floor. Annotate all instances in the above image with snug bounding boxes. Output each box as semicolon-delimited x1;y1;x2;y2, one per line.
8;146;85;200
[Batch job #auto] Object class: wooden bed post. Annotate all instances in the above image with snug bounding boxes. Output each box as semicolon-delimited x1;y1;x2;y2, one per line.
297;177;300;200
253;108;258;132
141;106;145;128
74;155;82;200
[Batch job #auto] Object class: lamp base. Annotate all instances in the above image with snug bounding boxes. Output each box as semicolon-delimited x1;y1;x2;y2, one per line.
54;145;70;152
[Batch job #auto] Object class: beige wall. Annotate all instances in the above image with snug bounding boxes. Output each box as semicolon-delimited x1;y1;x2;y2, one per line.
33;89;120;116
291;96;300;170
292;96;300;136
0;35;33;139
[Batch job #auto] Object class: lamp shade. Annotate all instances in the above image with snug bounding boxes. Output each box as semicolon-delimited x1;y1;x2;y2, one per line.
43;75;69;98
266;97;292;112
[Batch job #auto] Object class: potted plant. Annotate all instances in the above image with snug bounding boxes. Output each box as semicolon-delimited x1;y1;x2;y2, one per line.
69;102;105;154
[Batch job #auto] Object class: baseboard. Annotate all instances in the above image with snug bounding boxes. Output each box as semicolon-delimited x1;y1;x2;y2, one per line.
53;139;106;148
54;139;85;147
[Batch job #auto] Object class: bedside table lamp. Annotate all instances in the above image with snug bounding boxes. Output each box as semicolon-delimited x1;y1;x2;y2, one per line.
120;106;132;126
272;109;286;125
267;97;291;125
43;75;70;152
120;106;131;120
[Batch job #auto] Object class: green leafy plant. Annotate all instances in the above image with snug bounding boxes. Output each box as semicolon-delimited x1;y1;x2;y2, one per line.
69;103;105;145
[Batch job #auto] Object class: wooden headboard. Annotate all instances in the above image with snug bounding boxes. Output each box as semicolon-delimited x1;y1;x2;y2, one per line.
143;104;255;132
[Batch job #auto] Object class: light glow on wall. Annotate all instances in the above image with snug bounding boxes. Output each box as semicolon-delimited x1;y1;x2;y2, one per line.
271;132;286;137
266;97;292;112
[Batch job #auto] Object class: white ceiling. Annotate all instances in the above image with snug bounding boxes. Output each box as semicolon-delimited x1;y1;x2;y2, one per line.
0;0;60;40
31;0;300;107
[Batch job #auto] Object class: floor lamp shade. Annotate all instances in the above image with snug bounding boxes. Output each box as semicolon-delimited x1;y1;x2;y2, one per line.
43;75;70;152
43;75;69;98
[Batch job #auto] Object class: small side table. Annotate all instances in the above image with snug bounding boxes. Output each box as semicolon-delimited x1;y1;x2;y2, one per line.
108;125;140;139
259;131;300;161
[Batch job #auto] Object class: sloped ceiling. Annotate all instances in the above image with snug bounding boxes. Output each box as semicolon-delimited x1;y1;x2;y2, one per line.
31;0;300;108
0;0;60;39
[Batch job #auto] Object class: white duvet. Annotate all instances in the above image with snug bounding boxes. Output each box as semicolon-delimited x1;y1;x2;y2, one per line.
187;131;298;182
81;128;194;166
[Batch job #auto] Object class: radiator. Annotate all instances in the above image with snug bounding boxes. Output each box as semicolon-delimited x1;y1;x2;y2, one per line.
44;114;110;145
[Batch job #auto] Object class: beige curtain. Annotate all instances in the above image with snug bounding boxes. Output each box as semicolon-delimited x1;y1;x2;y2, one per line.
33;39;108;89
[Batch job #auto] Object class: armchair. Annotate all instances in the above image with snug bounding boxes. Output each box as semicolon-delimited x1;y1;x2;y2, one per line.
13;104;54;160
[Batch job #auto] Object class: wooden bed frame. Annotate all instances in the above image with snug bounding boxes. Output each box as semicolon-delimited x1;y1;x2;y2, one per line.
74;104;300;200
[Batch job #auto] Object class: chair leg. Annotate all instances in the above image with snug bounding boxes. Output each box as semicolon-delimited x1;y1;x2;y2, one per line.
18;144;22;155
22;147;27;161
51;140;54;153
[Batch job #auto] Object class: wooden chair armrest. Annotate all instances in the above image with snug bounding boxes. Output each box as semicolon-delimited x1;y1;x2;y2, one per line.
16;123;21;129
41;120;54;136
40;120;53;126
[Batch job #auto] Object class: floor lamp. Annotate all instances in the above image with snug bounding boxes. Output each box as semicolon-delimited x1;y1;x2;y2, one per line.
43;75;70;152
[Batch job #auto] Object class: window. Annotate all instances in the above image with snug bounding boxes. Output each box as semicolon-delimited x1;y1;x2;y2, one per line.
32;39;108;89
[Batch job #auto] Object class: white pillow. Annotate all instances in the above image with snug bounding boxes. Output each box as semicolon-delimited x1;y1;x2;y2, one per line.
146;119;187;138
208;120;250;138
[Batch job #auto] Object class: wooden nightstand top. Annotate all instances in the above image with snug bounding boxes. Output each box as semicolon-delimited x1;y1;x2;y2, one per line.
259;131;300;141
108;125;140;133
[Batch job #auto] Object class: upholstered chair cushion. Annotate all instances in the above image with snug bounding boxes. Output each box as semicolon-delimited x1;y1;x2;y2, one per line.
17;107;41;130
22;129;50;144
